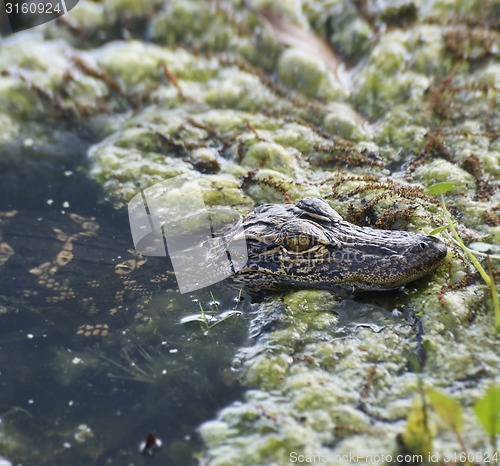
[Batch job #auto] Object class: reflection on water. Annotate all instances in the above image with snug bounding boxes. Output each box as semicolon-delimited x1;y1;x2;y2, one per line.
0;252;253;464
0;289;253;465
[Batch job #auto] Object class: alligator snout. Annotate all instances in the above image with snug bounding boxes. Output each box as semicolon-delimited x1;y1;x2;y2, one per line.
409;235;447;258
234;198;449;292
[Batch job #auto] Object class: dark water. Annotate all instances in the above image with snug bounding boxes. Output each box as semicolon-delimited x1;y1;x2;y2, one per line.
0;159;253;465
0;292;252;465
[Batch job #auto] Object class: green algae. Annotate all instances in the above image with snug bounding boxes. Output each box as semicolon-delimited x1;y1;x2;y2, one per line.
278;48;347;101
376;105;430;156
1;0;499;463
0;114;19;145
149;0;235;51
242;141;298;176
412;159;476;193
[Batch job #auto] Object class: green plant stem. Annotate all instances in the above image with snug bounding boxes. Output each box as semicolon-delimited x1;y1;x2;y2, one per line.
487;257;500;330
210;291;221;313
440;196;491;285
453;428;469;463
198;301;209;332
440;195;500;328
443;232;500;260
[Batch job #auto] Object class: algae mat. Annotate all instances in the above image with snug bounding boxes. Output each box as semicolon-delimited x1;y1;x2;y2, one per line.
0;0;499;465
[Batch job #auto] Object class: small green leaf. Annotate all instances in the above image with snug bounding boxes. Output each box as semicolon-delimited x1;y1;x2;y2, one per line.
474;385;500;440
429;224;451;235
426;388;463;432
401;397;434;454
426;182;456;195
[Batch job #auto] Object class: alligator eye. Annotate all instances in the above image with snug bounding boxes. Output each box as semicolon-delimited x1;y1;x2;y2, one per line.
285;235;312;252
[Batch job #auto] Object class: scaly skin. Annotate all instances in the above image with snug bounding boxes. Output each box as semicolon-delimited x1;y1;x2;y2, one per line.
232;197;447;291
0;198;447;316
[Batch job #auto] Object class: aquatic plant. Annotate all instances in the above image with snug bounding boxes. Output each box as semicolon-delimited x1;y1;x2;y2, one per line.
100;345;161;384
474;385;500;450
426;388;467;453
399;395;435;456
401;385;500;459
427;182;500;328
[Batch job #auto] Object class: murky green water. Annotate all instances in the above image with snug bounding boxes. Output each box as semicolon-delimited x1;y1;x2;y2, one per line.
0;163;254;464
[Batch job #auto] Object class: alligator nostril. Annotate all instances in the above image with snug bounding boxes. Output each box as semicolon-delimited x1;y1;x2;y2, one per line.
409;238;442;255
420;235;447;258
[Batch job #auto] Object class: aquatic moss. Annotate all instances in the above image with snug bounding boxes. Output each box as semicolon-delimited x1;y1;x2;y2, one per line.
412;159;476;193
96;41;219;88
199;420;237;449
242;141;297;177
323;103;373;142
0;114;19;145
104;0;164;21
278;48;347;101
376;105;430;155
149;0;233;51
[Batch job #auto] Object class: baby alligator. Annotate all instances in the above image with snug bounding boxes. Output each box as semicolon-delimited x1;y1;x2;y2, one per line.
0;197;447;317
229;197;447;292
